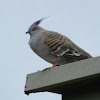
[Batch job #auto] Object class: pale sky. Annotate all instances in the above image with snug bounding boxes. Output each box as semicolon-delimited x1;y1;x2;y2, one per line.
0;0;100;100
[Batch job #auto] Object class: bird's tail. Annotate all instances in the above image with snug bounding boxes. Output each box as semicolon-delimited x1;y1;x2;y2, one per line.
77;53;92;61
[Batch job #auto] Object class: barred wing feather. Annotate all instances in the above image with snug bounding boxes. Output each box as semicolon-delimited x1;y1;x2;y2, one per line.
43;31;86;57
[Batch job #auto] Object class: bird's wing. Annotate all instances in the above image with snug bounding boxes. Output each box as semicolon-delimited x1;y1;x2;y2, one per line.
42;31;87;57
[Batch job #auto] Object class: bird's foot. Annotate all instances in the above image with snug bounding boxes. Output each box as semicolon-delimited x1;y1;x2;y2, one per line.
42;62;58;71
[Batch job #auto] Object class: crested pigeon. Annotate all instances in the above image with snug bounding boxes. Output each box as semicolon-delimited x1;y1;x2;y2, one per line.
26;18;92;70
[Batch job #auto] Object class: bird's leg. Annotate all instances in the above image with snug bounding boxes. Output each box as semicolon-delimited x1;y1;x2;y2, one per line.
42;62;58;71
51;62;58;68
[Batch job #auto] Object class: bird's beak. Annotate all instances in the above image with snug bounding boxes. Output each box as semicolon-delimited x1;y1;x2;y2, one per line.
25;31;29;34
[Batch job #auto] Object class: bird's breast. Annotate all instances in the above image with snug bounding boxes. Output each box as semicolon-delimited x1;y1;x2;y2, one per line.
28;37;61;64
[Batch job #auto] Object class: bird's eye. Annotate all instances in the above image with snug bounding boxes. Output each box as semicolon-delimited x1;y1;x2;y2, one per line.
33;27;37;31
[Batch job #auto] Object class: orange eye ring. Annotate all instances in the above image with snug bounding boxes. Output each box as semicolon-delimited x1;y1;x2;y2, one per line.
33;27;37;31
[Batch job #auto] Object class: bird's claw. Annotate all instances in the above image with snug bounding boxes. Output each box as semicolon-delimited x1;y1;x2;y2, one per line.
42;67;51;71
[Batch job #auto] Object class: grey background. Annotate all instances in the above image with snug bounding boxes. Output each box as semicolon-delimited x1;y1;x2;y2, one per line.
0;0;100;100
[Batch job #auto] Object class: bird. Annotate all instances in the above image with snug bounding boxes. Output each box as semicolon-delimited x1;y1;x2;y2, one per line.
26;17;92;71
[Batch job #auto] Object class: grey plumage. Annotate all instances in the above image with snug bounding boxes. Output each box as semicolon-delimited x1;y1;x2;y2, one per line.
26;18;92;66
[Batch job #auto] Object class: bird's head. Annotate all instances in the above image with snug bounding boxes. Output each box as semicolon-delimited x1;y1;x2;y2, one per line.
26;17;48;35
